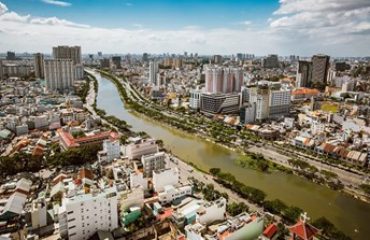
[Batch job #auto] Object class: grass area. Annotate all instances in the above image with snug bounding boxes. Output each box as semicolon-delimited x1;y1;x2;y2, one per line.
320;102;339;113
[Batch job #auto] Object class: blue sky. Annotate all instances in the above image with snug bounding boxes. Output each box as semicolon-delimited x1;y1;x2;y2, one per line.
3;0;278;29
0;0;370;56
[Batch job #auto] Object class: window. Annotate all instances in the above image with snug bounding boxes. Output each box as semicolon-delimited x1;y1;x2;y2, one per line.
67;211;74;215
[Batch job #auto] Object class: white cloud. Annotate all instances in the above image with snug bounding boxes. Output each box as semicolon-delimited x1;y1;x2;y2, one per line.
41;0;71;7
30;17;90;28
0;1;7;15
0;1;369;56
269;0;370;53
0;12;30;22
125;3;133;7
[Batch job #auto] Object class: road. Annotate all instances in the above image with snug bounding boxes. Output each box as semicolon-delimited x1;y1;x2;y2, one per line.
165;154;267;214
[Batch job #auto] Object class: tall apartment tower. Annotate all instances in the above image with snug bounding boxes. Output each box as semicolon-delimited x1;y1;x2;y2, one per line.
44;59;74;92
262;54;279;68
52;46;81;65
205;67;243;94
311;54;330;86
296;60;312;88
149;61;159;85
34;53;44;79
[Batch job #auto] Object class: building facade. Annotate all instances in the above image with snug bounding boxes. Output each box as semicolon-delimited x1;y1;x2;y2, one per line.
311;54;330;87
34;53;44;79
44;59;74;93
58;188;118;240
141;151;166;177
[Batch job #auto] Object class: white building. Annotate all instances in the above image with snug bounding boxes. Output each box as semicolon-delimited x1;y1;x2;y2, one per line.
185;223;206;240
141;151;167;177
98;139;121;164
197;197;226;225
152;168;179;192
125;138;158;160
269;85;291;117
129;171;148;189
158;185;192;204
58;187;118;240
30;198;47;230
44;59;74;93
189;89;202;110
248;82;291;121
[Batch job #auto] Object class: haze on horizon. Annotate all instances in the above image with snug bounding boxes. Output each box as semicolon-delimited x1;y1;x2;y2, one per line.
0;0;370;57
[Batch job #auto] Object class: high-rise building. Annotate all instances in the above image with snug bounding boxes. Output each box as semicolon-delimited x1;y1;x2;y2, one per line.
149;60;159;84
311;54;330;86
58;187;118;240
142;53;149;62
100;58;110;68
334;62;350;72
111;56;121;69
248;82;291;121
212;55;223;64
205;67;243;94
262;54;279;68
6;51;16;60
44;59;74;93
296;61;312;88
52;46;81;65
34;53;44;79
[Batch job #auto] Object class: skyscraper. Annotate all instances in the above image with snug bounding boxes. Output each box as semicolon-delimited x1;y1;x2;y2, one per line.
296;61;312;88
112;56;121;69
205;67;243;94
44;59;74;93
6;51;16;60
311;54;330;86
262;54;279;68
52;46;82;65
34;53;44;79
149;61;159;85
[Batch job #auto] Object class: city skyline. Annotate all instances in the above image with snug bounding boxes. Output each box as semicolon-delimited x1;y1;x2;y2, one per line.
0;0;370;56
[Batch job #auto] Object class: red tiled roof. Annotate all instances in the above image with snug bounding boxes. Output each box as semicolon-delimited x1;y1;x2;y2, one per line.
57;129;118;148
289;220;319;240
263;224;278;239
292;88;320;96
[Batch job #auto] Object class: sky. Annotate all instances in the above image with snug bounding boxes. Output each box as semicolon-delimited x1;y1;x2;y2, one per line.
0;0;369;56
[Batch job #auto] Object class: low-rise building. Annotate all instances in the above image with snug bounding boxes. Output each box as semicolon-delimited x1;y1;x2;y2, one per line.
125;138;158;160
141;151;166;178
152;168;179;192
98;139;121;164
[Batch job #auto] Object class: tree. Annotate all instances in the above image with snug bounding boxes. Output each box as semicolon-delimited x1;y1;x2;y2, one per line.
283;206;303;223
263;199;287;214
227;202;249;216
209;168;221;176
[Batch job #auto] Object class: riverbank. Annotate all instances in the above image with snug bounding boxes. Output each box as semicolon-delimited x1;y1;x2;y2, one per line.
90;69;370;240
96;69;369;203
84;70;352;239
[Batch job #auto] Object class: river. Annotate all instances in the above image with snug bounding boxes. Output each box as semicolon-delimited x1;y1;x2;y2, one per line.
93;71;370;240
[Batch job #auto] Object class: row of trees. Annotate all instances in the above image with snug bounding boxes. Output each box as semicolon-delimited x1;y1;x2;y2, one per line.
75;76;91;103
99;71;198;133
209;168;351;240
